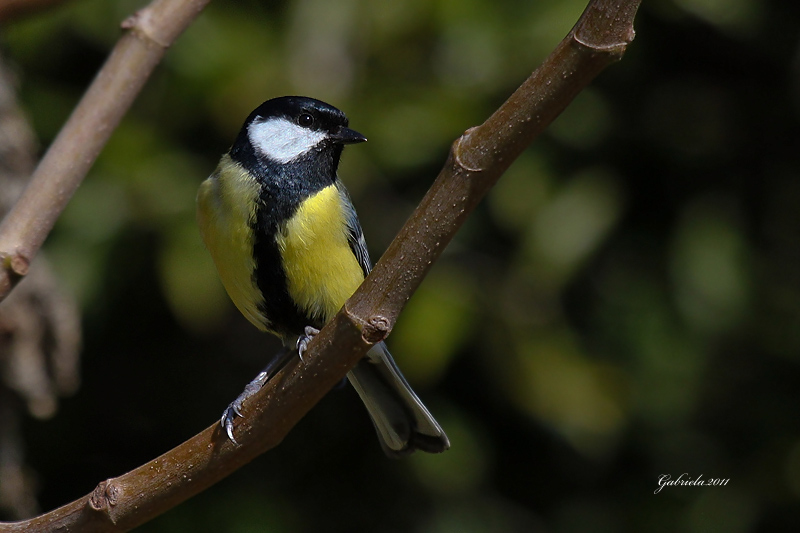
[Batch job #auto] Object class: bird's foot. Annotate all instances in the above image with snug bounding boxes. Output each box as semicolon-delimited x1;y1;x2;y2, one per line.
220;347;294;445
296;326;320;362
221;371;269;444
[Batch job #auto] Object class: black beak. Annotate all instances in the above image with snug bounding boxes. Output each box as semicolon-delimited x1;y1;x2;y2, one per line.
331;126;367;145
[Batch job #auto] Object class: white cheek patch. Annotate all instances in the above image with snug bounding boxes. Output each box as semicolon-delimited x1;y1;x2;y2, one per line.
248;117;327;164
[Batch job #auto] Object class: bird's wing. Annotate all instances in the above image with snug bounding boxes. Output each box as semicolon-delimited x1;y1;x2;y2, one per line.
336;181;372;277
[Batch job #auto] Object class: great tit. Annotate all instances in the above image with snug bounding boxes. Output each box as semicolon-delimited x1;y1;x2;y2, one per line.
197;96;449;457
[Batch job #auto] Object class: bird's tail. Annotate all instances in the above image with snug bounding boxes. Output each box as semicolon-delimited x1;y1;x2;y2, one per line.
347;341;450;458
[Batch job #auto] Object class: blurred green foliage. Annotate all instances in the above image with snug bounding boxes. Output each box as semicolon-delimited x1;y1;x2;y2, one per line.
3;0;800;531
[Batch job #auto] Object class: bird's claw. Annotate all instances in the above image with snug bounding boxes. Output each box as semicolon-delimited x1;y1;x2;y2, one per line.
220;370;269;445
296;326;320;361
221;403;241;445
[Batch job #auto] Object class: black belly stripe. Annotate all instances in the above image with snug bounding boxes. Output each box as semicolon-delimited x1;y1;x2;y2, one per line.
252;204;319;341
232;129;343;340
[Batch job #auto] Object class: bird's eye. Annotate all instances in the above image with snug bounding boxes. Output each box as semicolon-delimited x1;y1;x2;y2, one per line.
298;113;314;127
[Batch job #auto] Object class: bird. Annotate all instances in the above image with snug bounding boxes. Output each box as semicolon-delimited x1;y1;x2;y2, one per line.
196;96;449;457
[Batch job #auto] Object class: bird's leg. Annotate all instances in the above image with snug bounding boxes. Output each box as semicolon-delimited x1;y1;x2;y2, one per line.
296;325;320;362
221;346;294;444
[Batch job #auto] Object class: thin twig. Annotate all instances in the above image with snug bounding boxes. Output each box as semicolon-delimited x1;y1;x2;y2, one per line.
0;0;641;531
0;0;210;302
0;0;72;24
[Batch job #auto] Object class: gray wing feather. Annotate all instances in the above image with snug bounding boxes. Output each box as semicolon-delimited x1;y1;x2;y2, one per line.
335;180;449;457
336;180;372;277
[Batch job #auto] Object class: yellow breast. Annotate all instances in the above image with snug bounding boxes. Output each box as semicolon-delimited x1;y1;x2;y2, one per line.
196;156;269;331
276;184;365;324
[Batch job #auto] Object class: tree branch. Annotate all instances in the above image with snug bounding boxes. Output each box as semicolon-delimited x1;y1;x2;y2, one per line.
0;0;641;531
0;0;210;302
348;0;638;328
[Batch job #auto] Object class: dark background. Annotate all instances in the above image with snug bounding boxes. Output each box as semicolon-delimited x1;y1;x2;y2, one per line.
2;0;800;531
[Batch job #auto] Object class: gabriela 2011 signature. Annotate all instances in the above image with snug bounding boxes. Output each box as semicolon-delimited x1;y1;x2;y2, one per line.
654;473;730;494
